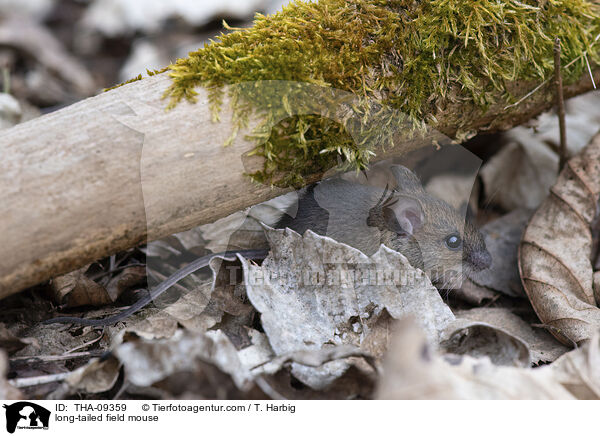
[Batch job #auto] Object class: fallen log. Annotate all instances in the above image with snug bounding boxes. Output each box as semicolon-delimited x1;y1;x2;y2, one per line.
0;68;598;300
4;0;600;299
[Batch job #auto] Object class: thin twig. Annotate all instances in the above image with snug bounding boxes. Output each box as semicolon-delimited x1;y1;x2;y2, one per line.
9;350;104;365
554;38;568;171
65;330;105;354
9;372;72;388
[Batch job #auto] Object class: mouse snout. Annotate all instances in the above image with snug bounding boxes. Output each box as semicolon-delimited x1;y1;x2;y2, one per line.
465;248;492;271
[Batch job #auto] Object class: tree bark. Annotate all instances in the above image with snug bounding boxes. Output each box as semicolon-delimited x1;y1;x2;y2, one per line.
0;69;599;300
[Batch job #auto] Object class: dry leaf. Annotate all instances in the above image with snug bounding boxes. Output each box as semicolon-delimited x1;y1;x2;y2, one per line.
0;350;23;400
0;323;37;355
50;267;113;308
542;330;600;399
242;226;539;387
49;356;121;399
105;266;146;302
113;329;256;391
480;92;600;211
82;0;274;36
121;255;253;338
480;140;558;211
376;318;577;399
441;318;531;367
241;226;455;389
455;308;569;363
197;192;296;253
519;134;600;346
454;277;498;304
469;209;531;297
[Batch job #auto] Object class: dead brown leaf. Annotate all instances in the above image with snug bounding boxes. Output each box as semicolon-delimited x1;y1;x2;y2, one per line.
519;133;600;346
50;266;113;308
105;266;146;302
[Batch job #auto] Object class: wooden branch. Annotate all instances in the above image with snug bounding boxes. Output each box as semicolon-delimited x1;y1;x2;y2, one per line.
1;68;599;300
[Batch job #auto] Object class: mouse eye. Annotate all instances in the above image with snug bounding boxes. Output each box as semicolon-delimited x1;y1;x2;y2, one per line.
445;234;462;250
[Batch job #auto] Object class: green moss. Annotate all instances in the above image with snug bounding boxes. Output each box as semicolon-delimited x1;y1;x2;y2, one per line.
104;67;168;92
163;0;600;186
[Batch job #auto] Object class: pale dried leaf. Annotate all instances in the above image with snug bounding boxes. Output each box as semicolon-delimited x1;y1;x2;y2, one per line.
260;345;375;372
241;226;455;389
456;308;569;363
481;140;558;211
115;310;179;341
541;331;600;399
50;356;121;399
441;318;531;367
454;277;498;305
111;253;251;339
82;0;274;36
481;92;600;211
113;329;254;390
376;318;576;400
197;192;295;252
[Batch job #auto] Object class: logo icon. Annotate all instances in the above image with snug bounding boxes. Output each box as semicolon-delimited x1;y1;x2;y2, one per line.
3;402;50;433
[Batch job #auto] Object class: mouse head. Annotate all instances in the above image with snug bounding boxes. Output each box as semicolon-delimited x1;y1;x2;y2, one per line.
367;165;491;288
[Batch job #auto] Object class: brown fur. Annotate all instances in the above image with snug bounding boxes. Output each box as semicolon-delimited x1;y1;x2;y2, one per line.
277;165;491;288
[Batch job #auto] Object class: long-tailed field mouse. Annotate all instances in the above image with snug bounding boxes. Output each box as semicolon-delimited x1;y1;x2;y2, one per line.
43;165;491;326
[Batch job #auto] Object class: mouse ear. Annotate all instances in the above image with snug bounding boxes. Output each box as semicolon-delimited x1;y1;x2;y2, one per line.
389;165;424;193
383;195;424;236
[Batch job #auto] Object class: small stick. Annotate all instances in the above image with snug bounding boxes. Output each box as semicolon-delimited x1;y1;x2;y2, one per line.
64;330;105;354
9;350;104;365
554;38;568;170
9;372;71;388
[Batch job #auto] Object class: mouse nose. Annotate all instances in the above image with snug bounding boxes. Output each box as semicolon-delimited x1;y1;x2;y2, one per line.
466;249;492;271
